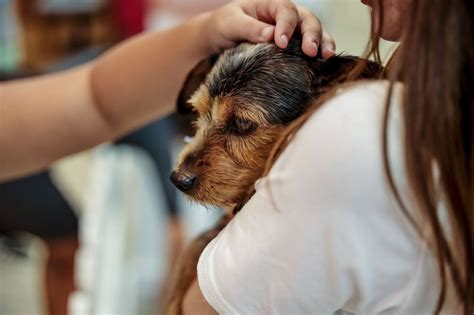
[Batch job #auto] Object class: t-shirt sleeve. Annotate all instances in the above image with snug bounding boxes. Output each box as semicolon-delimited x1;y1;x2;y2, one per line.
197;83;421;314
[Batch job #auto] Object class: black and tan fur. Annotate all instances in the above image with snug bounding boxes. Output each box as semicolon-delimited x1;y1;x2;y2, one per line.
164;38;384;314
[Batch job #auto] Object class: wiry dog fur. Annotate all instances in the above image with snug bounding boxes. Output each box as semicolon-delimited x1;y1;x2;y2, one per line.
171;38;383;209
164;38;384;314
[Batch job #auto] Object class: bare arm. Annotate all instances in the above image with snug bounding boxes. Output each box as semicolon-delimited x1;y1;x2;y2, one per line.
0;64;100;180
0;14;210;181
183;281;218;315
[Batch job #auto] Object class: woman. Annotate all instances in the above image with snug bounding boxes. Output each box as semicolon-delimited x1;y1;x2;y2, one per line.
183;0;473;314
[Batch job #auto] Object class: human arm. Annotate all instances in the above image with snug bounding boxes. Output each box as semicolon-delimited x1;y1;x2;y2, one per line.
162;216;230;315
0;18;207;181
183;281;218;315
0;1;335;182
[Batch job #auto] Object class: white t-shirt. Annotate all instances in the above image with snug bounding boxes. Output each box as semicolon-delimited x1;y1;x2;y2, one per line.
197;81;460;314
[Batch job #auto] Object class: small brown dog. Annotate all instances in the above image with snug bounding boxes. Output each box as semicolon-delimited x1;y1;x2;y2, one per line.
170;39;383;209
164;37;384;314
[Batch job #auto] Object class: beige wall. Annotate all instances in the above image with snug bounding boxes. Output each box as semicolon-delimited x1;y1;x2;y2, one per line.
296;0;396;59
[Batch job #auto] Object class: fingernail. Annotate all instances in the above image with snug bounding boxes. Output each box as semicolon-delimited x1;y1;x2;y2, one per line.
261;26;273;39
322;45;336;58
280;34;288;47
312;42;319;56
326;45;336;54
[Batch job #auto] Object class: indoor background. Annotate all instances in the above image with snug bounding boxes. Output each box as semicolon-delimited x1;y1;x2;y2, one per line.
0;1;395;314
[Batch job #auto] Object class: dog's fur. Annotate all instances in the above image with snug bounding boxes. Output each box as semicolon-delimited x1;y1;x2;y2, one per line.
171;39;383;209
164;38;384;314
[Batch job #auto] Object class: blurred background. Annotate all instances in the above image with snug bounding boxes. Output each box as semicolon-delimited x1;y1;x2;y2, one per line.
0;1;395;314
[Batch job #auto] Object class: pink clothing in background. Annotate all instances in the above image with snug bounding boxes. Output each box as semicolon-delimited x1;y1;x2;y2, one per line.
112;0;147;38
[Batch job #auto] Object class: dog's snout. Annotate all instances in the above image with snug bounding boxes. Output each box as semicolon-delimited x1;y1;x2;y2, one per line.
170;170;196;192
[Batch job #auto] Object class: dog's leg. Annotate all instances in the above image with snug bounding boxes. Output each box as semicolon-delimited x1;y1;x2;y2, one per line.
161;215;230;315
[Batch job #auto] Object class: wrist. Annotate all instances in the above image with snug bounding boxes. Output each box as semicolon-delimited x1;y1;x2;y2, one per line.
187;12;216;58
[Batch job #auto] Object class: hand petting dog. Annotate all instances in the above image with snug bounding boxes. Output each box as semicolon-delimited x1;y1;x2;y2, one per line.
0;0;332;182
205;0;336;58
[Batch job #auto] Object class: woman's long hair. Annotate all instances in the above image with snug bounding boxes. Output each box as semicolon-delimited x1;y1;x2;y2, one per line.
264;0;473;313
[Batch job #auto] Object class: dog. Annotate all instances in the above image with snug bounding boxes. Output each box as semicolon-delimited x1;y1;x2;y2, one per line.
164;37;384;314
170;38;383;209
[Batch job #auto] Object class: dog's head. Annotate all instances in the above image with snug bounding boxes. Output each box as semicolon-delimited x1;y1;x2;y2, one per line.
171;38;383;208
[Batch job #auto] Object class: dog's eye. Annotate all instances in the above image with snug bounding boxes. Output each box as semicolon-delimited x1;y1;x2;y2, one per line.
228;117;257;135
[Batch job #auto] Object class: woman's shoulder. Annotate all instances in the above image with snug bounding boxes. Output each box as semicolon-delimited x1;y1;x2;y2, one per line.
306;79;402;133
331;79;401;102
272;79;403;171
267;79;407;219
262;80;427;309
280;80;403;170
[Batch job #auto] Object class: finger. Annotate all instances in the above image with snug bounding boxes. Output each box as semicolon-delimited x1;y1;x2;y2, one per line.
272;2;299;48
320;30;336;59
298;7;323;57
229;12;276;43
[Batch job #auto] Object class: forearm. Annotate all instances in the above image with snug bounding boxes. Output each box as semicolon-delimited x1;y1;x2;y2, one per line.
90;13;212;133
0;64;103;181
163;215;230;314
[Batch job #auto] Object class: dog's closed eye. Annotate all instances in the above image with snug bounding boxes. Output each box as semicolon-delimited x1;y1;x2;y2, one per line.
227;116;258;135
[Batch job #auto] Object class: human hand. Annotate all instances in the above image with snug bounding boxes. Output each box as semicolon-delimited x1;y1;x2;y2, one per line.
202;0;336;58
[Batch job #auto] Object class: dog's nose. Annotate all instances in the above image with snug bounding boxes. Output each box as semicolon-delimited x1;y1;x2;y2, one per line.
170;170;196;192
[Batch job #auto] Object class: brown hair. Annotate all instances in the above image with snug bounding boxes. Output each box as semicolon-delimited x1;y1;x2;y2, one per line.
264;0;473;313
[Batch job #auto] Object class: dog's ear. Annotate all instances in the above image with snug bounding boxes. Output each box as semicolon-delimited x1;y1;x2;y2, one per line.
177;53;220;114
310;56;385;95
283;37;384;95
